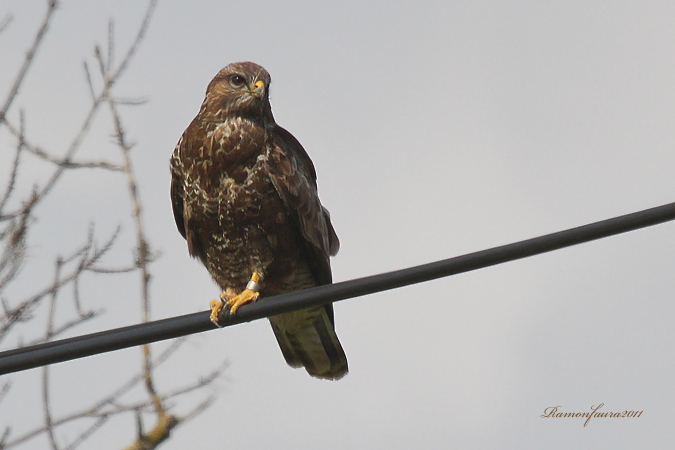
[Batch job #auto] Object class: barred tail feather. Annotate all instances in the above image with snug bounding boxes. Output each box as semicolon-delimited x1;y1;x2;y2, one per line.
270;305;348;380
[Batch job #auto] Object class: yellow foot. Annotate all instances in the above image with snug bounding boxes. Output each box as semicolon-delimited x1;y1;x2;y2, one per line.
226;272;261;315
209;288;237;326
225;288;260;315
209;273;261;326
210;298;225;327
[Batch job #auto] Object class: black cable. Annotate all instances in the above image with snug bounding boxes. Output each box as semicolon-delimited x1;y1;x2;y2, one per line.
1;201;675;376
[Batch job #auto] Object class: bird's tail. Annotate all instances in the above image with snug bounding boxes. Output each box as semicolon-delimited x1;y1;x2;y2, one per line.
269;305;348;380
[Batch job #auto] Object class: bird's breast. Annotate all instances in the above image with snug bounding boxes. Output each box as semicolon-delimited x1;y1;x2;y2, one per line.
205;117;269;166
181;116;274;208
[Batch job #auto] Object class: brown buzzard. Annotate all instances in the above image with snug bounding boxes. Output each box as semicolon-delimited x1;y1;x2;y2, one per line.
170;62;347;379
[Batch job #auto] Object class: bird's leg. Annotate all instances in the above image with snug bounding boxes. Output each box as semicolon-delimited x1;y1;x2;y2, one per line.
210;272;261;326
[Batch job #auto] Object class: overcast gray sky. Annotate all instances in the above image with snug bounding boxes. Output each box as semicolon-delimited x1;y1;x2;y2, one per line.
2;1;675;449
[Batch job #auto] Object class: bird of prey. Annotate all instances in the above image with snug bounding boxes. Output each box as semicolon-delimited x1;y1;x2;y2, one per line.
170;62;348;379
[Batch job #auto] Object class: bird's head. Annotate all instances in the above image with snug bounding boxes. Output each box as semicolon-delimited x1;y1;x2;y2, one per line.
203;61;274;124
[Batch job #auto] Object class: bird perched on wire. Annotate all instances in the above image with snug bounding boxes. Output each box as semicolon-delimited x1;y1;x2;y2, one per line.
170;62;347;379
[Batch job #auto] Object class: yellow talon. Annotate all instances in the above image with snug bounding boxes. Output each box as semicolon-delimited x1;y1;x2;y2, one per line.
225;288;260;315
210;298;225;327
209;273;261;326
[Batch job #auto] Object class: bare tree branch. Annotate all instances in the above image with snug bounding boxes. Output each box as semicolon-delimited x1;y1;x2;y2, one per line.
2;339;224;449
0;2;224;449
109;0;157;85
0;206;28;294
0;13;13;35
0;426;10;450
42;261;61;450
0;122;123;175
99;15;180;445
42;366;59;450
0;380;10;405
0;226;120;346
0;112;24;215
60;417;109;450
2;0;157;209
0;1;57;122
21;141;125;171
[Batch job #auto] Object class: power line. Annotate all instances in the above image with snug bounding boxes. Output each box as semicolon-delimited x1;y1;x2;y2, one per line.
1;200;675;375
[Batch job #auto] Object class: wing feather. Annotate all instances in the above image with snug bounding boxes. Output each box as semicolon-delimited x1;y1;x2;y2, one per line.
170;128;206;260
265;125;339;285
170;168;186;240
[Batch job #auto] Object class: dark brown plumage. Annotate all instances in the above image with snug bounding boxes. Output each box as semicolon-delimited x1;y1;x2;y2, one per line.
170;62;347;379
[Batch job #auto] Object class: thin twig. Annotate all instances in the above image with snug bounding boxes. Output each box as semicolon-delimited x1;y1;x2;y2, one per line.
2;339;214;449
24;310;100;347
0;426;10;449
42;258;61;450
4;0;157;209
0;380;10;404
83;62;96;102
109;0;157;85
0;112;24;214
88;265;137;274
0;211;28;294
42;365;59;450
107;20;114;74
0;123;123;172
61;417;109;450
0;227;120;346
0;13;13;34
27;150;124;171
111;97;148;106
0;0;58;122
156;362;226;401
178;396;216;423
100;28;173;444
1;2;223;449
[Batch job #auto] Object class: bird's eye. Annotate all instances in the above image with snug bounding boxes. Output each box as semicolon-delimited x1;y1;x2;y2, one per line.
230;75;246;87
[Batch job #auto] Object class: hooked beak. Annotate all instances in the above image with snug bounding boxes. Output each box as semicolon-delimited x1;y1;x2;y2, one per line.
248;80;266;98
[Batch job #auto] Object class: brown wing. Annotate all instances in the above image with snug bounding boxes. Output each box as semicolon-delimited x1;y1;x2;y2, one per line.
170;167;186;240
265;125;339;285
170;124;207;261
